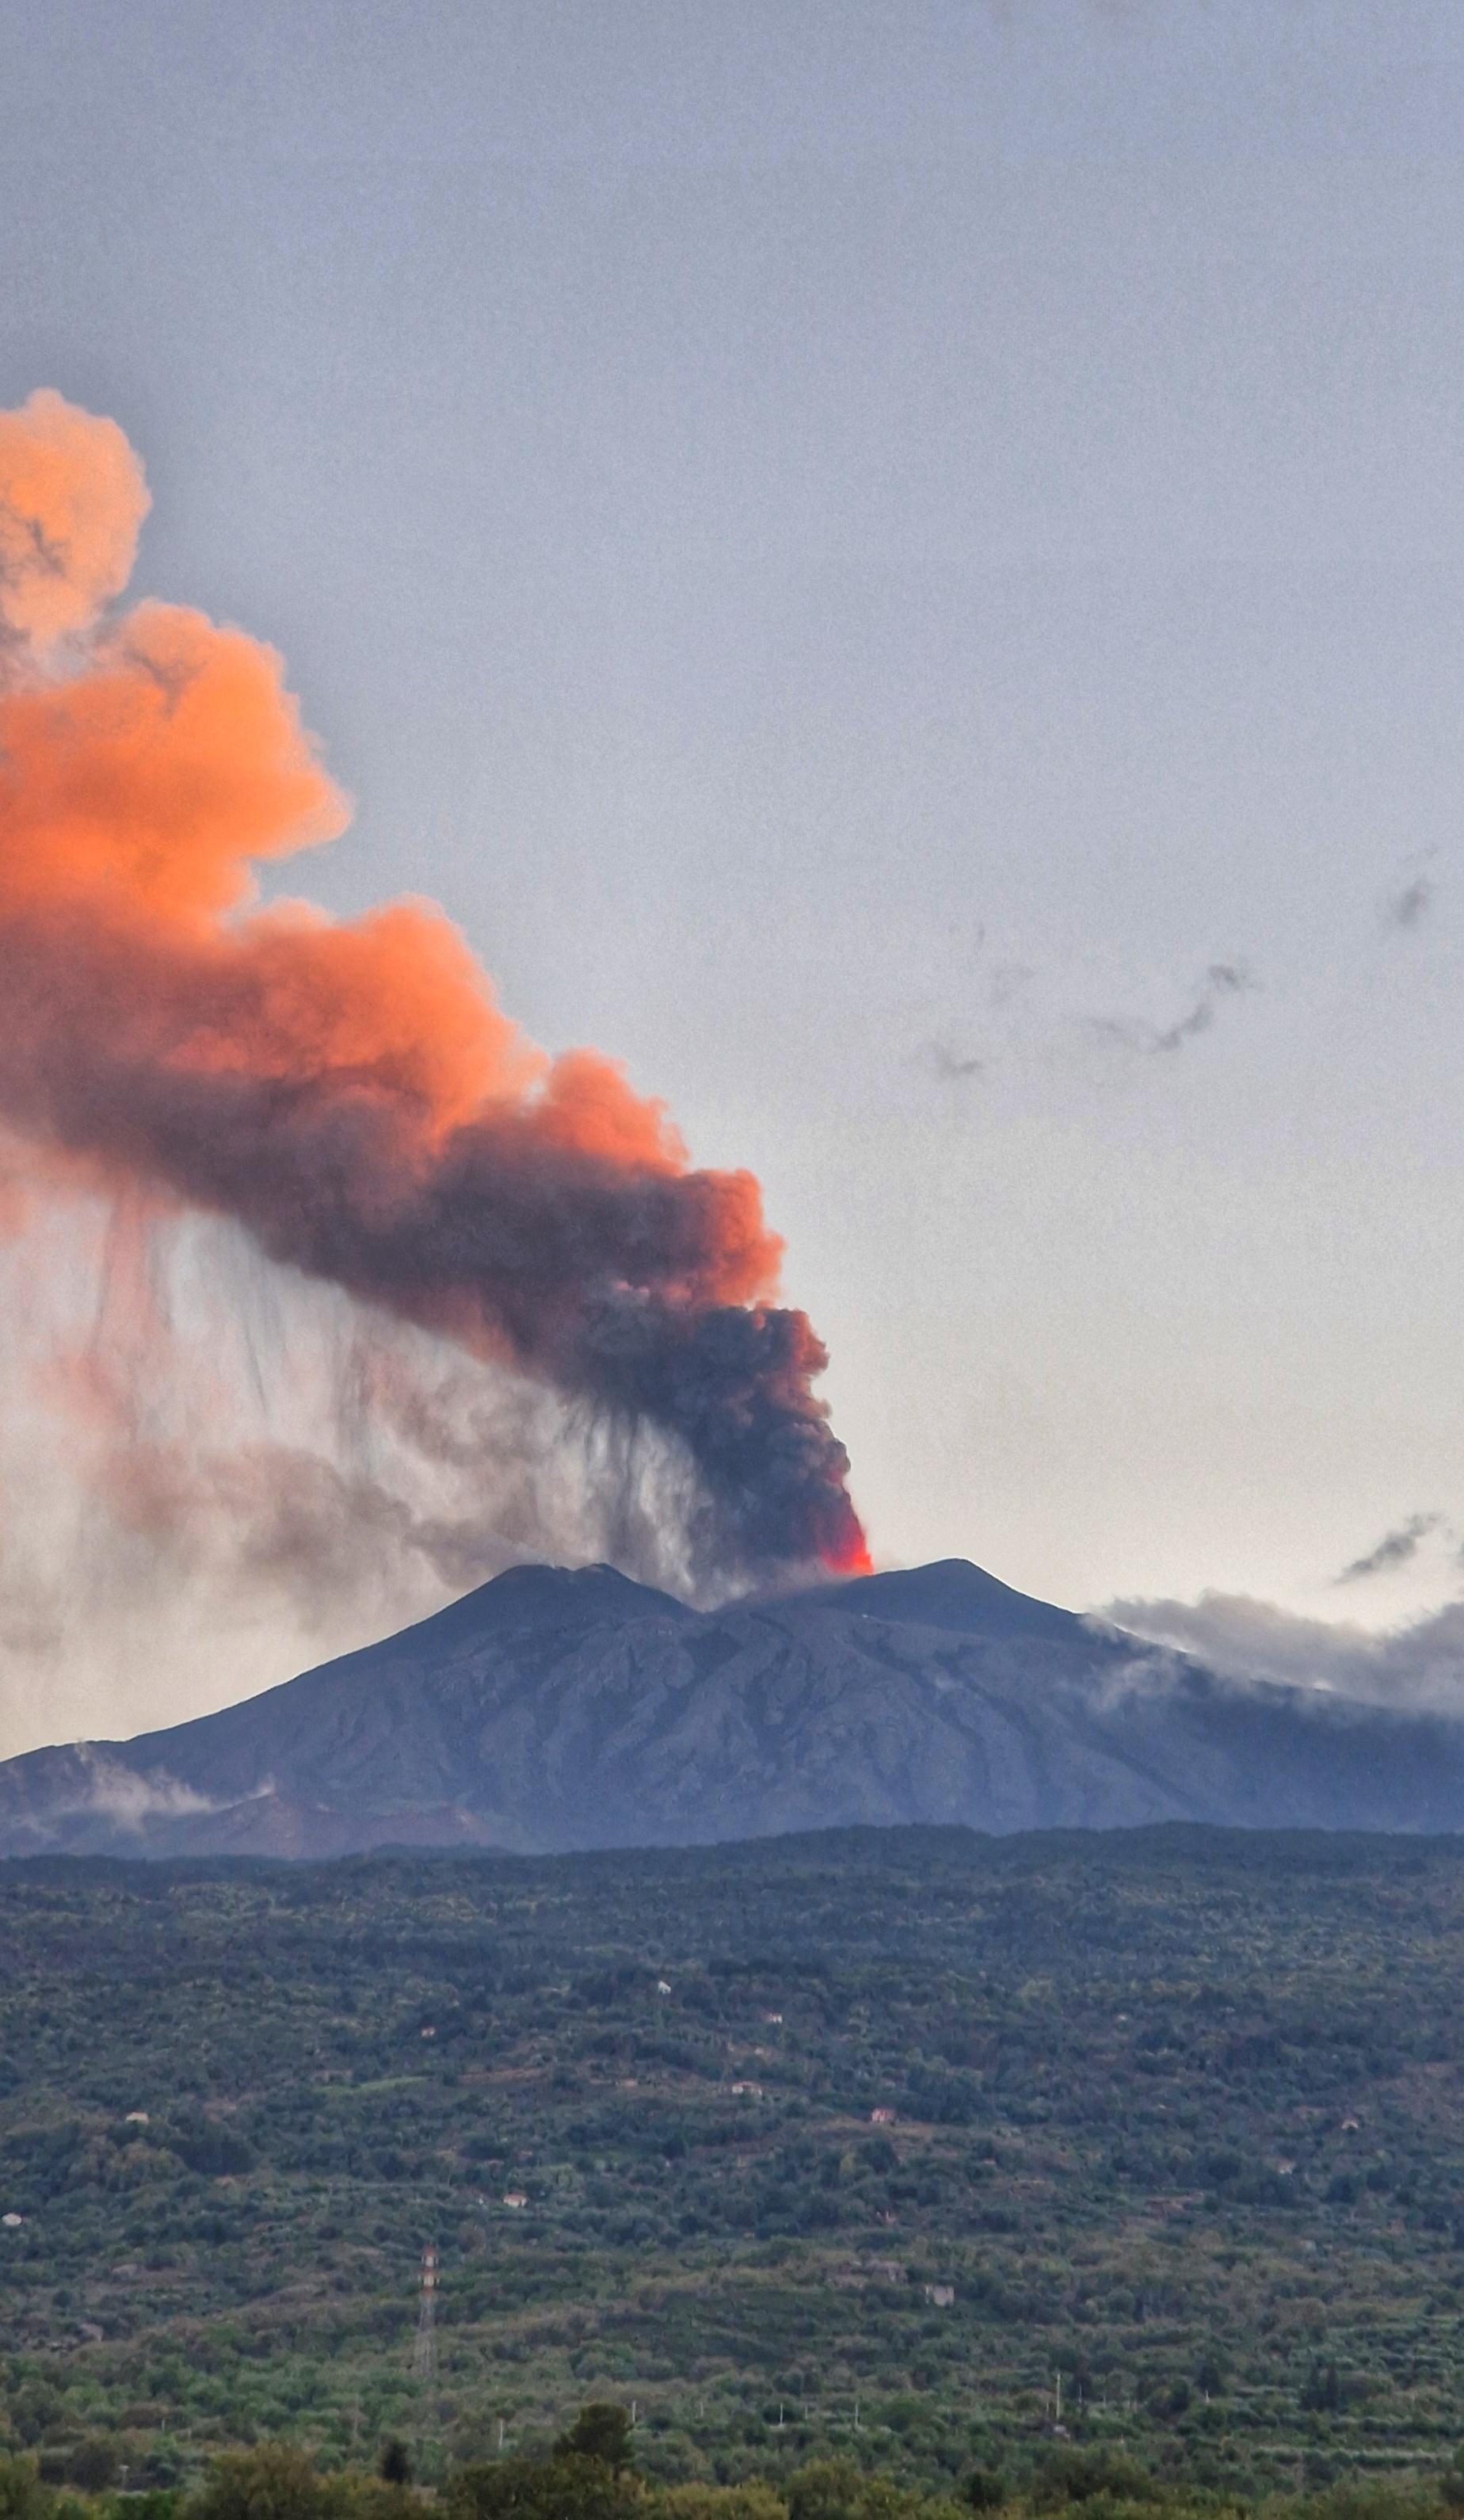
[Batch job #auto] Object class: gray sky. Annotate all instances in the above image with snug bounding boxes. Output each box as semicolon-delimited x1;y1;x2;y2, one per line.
4;0;1464;1664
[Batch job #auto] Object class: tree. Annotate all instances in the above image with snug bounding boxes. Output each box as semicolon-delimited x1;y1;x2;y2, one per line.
554;2409;635;2473
378;2446;412;2490
445;2457;642;2520
67;2439;120;2493
786;2462;957;2520
1031;2452;1158;2510
0;2459;47;2520
189;2446;327;2520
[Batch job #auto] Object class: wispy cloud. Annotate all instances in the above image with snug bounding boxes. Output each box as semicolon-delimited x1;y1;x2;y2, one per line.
1092;961;1256;1057
1336;1512;1443;1585
1384;875;1434;931
922;1038;984;1082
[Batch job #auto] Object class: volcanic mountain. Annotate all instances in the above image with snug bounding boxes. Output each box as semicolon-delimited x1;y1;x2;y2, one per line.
2;1559;1463;1859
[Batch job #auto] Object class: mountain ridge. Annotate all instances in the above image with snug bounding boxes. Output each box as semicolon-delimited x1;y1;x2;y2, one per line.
1;1557;1462;1859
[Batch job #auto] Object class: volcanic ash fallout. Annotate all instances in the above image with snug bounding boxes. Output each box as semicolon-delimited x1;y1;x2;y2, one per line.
0;389;867;1591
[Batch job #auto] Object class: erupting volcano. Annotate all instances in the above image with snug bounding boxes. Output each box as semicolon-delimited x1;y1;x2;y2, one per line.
0;390;868;1588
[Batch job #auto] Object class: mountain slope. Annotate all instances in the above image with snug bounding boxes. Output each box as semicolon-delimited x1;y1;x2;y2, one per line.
1;1559;1462;1858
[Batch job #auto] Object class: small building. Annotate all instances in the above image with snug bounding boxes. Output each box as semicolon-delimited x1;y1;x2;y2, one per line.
2;2213;23;2228
924;2282;955;2308
763;2011;783;2025
730;2081;763;2099
124;2110;149;2125
655;1980;672;1997
870;2107;897;2126
502;2190;528;2210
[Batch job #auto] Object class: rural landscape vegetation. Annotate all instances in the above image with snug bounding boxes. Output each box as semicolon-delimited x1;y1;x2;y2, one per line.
3;1828;1464;2520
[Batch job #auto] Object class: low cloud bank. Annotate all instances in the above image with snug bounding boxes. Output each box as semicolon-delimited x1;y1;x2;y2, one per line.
1100;1589;1464;1715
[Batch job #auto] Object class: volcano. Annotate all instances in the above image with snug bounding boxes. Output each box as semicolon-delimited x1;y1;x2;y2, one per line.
2;1560;1464;1858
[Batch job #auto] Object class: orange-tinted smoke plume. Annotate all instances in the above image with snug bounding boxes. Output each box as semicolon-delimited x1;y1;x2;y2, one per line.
0;393;868;1587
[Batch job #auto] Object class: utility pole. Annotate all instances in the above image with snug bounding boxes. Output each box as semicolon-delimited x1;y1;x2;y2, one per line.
413;2244;438;2383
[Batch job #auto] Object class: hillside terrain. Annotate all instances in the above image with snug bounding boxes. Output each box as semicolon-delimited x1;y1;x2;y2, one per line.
3;1829;1464;2494
1;1561;1463;1856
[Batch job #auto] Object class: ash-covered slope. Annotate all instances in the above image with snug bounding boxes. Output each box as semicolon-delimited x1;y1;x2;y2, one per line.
2;1558;1463;1859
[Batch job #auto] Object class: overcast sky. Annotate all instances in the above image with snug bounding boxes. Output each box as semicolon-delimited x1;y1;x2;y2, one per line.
5;0;1464;1648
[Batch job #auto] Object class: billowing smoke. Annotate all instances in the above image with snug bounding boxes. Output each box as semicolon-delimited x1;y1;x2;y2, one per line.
0;391;868;1598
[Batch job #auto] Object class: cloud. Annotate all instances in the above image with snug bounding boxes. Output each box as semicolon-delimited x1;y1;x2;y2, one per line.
1382;861;1436;930
922;1038;984;1082
1092;962;1256;1057
1336;1512;1443;1584
1388;878;1433;928
1100;1588;1464;1714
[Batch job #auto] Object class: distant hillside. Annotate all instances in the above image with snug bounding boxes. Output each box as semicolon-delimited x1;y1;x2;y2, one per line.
4;1825;1464;2488
0;1557;1462;1857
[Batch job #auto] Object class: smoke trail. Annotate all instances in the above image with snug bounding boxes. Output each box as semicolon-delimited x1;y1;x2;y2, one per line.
0;391;867;1590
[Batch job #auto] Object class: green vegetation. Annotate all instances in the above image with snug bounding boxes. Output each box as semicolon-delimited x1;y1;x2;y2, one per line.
0;2419;1456;2520
2;1828;1464;2494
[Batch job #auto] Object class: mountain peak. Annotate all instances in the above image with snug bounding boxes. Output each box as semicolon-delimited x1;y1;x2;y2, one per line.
362;1557;693;1656
790;1557;1081;1645
2;1554;1462;1861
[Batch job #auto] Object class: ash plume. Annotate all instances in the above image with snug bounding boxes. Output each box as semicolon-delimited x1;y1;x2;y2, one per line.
0;393;867;1595
0;1195;715;1753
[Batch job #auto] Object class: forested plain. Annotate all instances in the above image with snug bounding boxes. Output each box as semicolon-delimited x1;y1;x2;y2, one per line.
2;1828;1464;2502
